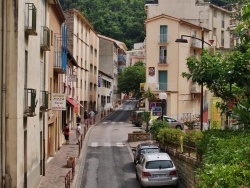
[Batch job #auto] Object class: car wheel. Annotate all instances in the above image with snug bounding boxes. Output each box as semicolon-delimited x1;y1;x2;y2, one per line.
175;125;182;130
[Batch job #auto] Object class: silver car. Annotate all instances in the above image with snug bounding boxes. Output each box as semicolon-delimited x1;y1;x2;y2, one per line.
149;116;184;130
136;153;179;187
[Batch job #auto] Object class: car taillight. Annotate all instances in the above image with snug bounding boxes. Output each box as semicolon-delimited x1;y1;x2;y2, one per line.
142;171;151;177
169;170;177;176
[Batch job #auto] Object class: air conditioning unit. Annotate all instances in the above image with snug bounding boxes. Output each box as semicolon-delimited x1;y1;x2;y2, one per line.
191;94;196;100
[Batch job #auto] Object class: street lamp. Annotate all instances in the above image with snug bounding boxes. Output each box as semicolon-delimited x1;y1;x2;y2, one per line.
175;27;211;131
159;92;167;121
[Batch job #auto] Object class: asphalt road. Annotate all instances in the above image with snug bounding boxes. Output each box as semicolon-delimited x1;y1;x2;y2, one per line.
78;100;183;188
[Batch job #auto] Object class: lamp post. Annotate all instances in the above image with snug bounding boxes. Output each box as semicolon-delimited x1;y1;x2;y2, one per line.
175;27;211;131
159;92;167;121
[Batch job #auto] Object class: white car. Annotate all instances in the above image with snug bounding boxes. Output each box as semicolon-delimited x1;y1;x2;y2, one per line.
136;152;179;187
149;116;184;130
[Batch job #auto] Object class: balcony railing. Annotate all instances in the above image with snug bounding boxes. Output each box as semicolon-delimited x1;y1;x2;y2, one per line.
40;91;49;112
24;88;37;117
142;82;177;92
118;55;126;64
159;34;168;43
159;56;167;64
25;3;37;36
41;26;50;51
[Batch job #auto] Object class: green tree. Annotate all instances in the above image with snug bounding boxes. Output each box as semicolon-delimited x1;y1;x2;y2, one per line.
182;2;250;129
117;61;146;96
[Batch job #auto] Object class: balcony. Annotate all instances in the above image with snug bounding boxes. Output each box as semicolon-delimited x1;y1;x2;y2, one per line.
54;31;67;74
190;38;202;49
25;3;37;36
190;83;201;94
24;88;37;117
41;26;50;51
159;34;169;44
118;55;126;64
40;91;49;112
158;56;168;64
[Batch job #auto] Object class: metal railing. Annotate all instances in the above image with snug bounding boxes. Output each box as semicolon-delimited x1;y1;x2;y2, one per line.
65;171;71;188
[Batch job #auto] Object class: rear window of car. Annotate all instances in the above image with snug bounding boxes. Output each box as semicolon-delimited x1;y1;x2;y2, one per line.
145;160;173;169
141;148;159;154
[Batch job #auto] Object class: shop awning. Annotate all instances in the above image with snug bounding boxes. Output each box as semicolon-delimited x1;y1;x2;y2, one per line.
66;97;78;113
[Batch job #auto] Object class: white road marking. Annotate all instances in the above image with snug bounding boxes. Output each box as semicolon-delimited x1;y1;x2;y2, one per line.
91;142;98;147
116;142;125;147
103;142;111;147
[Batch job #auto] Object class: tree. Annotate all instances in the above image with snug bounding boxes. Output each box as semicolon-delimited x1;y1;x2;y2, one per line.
182;2;250;129
117;61;146;96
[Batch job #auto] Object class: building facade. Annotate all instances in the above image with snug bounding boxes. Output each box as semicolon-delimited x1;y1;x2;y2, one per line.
126;41;146;66
64;9;99;119
0;0;53;187
145;0;231;49
144;14;210;122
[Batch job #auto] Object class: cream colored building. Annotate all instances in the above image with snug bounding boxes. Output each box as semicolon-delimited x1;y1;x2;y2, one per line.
0;0;53;187
98;34;127;107
126;41;146;66
144;14;210;121
145;0;232;49
97;71;114;113
64;9;99;117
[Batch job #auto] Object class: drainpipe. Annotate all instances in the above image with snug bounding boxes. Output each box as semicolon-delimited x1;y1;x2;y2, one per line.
42;0;47;176
1;0;7;186
0;0;2;187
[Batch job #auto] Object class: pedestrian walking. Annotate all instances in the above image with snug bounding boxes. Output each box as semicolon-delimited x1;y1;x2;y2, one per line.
76;124;81;143
84;110;88;124
63;123;70;144
89;109;95;124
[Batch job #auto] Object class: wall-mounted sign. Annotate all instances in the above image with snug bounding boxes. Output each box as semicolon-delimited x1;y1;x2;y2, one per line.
51;93;66;111
152;106;162;116
68;75;77;82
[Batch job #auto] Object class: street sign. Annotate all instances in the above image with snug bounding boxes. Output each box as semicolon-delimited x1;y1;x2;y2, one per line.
152;106;162;116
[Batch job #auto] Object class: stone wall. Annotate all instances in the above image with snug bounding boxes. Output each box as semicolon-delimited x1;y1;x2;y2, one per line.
128;132;150;142
161;146;199;188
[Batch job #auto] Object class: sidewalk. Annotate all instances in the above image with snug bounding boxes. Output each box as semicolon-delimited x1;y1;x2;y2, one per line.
37;112;107;188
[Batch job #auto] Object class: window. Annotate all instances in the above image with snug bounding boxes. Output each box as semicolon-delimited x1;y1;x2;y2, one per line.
160;25;168;43
145;160;173;169
221;30;224;47
213;28;217;36
159;46;167;64
159;71;167;90
51;30;53;46
214;10;217;18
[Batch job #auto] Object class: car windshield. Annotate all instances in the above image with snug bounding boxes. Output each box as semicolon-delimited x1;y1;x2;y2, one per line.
145;160;173;169
141;148;159;154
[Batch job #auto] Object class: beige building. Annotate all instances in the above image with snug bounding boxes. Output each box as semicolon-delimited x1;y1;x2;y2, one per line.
126;41;146;66
145;0;232;49
144;14;210;121
97;71;114;113
0;0;53;187
98;35;127;107
64;9;99;117
47;0;67;160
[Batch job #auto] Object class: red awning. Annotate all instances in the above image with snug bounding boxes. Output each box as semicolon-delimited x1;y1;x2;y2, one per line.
66;97;78;113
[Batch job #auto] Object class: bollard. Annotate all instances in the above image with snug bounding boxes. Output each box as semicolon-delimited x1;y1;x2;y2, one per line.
65;171;71;188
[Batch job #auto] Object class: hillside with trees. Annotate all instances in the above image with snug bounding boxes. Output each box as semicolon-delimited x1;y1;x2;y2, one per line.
59;0;246;49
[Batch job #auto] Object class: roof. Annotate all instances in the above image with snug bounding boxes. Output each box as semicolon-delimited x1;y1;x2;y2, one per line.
98;34;128;51
144;152;171;161
64;9;95;32
99;70;114;79
51;0;65;23
145;13;210;32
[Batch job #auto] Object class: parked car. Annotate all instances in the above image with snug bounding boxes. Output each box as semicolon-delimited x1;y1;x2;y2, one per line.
149;116;184;130
135;152;179;187
132;142;160;164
